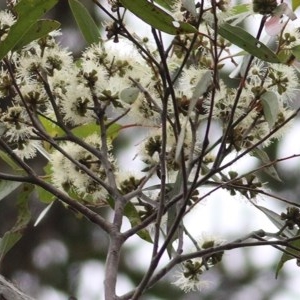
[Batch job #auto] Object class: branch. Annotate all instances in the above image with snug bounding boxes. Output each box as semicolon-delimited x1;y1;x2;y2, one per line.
119;232;300;299
0;275;34;300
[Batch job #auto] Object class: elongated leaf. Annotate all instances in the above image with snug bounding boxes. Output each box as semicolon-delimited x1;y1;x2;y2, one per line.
253;204;297;238
0;0;58;60
13;19;61;51
261;91;279;129
251;148;282;182
0;184;32;262
39;115;65;138
154;0;176;10
36;185;55;204
106;123;122;141
0;232;22;264
291;45;300;60
218;23;280;63
276;232;300;278
0;150;22;171
0;180;22;201
69;0;101;45
72;122;122;141
119;0;197;35
71;123;100;138
124;201;152;243
166;170;184;257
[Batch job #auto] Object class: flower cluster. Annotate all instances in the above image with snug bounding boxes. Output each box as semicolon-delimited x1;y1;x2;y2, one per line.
1;0;300;293
172;234;224;292
0;0;299;202
49;134;115;204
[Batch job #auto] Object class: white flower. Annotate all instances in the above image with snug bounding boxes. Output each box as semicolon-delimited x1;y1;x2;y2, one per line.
1;106;32;141
83;40;154;86
139;125;176;166
0;10;16;41
16;52;43;80
197;232;225;250
267;101;295;143
279;24;300;49
178;67;209;99
202;0;233;26
17;44;72;80
172;259;212;293
210;81;250;123
172;232;224;292
41;46;73;74
0;68;13;98
127;94;161;126
0;105;41;160
47;67;77;95
59;82;95;125
17;81;47;105
115;170;143;193
13;139;41;160
248;59;268;86
171;0;191;22
266;64;299;103
49;134;115;204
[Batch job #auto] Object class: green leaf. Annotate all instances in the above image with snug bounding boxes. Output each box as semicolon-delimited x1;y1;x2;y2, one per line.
277;50;293;65
0;232;23;264
253;204;297;238
291;45;300;61
0;180;22;201
120;87;140;104
13;19;61;51
251;148;282;182
232;3;250;14
218;23;280;63
0;0;59;60
166;170;184;257
68;0;101;45
0;150;22;171
124;201;152;243
72;122;121;141
261;91;279;129
119;0;197;35
14;184;33;228
39;115;65;138
0;184;32;263
276;232;300;278
153;0;176;10
71;123;100;139
106;123;122;141
292;0;300;11
36;185;55;204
